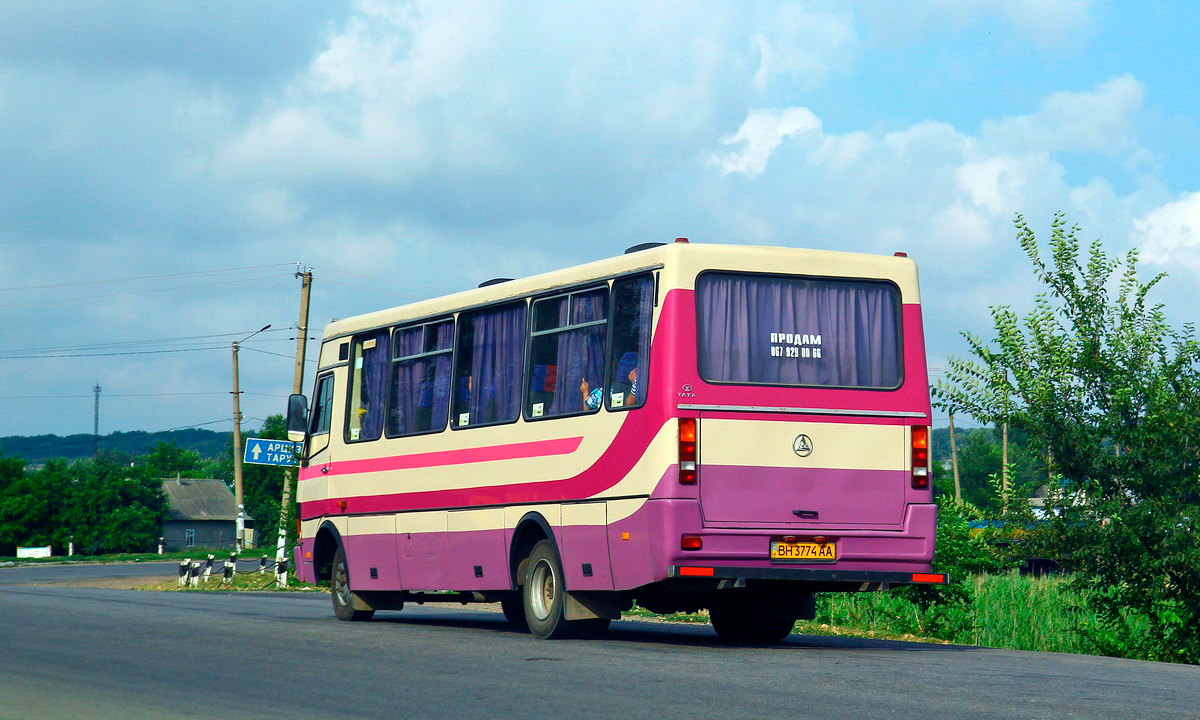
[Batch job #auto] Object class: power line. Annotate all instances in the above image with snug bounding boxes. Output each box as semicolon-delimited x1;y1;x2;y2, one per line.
0;347;226;359
1;328;292;355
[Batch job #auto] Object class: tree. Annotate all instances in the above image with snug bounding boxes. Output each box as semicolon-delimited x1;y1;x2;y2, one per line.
934;213;1200;663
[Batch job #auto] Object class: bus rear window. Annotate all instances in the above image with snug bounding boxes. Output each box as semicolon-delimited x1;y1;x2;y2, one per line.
696;272;902;389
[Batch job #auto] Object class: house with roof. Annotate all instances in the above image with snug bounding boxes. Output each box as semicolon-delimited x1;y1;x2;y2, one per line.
160;477;255;551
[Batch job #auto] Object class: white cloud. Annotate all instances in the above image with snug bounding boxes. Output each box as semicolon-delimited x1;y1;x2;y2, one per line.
982;76;1145;155
714;107;822;177
1134;191;1200;270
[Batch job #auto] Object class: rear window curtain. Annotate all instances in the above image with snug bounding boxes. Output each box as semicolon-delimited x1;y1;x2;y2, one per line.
454;302;527;427
387;320;453;436
697;272;901;388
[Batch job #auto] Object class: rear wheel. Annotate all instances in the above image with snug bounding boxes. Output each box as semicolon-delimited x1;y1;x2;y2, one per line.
331;546;374;622
501;596;529;632
523;540;574;639
709;601;794;645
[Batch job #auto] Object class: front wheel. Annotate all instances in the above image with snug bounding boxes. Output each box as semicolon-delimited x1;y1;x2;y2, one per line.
331;546;374;622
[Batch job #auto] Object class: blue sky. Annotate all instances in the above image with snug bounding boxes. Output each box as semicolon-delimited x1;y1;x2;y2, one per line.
1;0;1198;438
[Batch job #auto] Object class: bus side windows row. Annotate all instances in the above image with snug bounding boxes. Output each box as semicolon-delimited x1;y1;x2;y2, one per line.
342;272;654;442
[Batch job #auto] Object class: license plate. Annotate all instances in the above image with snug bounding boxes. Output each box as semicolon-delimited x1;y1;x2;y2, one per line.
770;540;837;563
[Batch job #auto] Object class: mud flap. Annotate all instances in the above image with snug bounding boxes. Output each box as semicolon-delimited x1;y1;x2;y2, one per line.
350;592;375;612
564;591;625;620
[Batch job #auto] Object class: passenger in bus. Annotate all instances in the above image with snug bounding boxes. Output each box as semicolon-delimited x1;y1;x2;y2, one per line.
579;377;602;411
612;351;639;406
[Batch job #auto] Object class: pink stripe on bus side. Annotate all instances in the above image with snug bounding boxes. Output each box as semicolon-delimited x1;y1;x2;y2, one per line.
299;435;584;481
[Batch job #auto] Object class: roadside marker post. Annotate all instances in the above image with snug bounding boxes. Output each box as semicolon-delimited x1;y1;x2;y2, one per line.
178;560;189;587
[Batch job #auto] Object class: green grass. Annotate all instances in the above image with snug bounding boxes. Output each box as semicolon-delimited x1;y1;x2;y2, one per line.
807;571;1123;655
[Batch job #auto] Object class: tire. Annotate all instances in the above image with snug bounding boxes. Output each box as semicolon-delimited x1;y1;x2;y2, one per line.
523;540;574;639
501;595;530;633
331;546;374;622
709;601;794;645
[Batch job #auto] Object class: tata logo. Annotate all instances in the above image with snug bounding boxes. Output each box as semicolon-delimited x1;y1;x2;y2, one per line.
792;434;813;458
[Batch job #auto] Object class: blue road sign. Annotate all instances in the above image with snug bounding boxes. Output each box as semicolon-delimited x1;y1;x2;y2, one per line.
243;438;302;467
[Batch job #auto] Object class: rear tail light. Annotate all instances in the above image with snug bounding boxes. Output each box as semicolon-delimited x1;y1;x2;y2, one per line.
679;417;697;484
680;535;703;550
911;425;929;489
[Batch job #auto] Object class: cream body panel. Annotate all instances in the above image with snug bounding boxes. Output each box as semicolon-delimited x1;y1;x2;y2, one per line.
701;419;904;471
561;502;607;527
348;515;394;536
447;508;506;532
395;511;449;534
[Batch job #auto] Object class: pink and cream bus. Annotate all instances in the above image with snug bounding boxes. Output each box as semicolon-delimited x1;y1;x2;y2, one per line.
287;238;945;642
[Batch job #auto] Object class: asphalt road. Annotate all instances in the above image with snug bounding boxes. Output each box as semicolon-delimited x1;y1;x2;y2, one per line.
0;563;1196;720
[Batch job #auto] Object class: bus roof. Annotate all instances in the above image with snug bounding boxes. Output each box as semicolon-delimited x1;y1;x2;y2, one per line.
322;241;920;341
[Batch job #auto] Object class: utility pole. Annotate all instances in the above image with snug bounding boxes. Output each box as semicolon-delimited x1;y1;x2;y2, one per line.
276;267;312;587
231;324;271;553
231;341;245;552
92;383;101;457
948;411;961;503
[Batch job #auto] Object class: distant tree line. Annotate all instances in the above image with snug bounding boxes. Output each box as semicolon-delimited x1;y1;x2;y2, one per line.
0;427;229;466
0;416;295;557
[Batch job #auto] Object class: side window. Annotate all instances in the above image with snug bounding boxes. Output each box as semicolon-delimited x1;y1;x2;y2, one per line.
452;301;527;428
347;330;390;442
309;374;335;436
387;319;453;437
526;286;608;419
608;274;653;409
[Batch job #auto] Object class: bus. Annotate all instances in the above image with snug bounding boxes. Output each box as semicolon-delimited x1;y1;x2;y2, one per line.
287;238;945;643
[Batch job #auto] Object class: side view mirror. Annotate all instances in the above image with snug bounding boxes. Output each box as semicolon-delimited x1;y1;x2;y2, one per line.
286;394;309;443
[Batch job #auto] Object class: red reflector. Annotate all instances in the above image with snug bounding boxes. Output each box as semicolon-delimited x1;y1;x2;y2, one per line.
911;573;943;583
680;535;703;550
678;566;714;577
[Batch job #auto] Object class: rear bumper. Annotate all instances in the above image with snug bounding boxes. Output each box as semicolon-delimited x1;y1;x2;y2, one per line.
667;564;946;590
